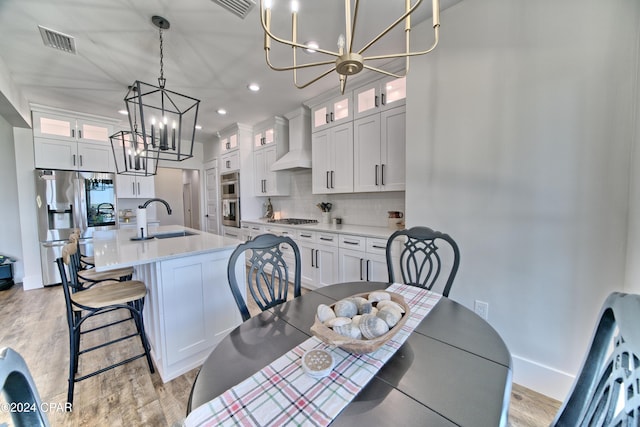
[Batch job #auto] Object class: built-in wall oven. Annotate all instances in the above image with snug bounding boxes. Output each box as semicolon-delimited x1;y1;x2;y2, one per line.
221;172;240;228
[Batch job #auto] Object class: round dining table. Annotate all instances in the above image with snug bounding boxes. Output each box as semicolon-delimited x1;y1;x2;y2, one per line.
187;282;513;426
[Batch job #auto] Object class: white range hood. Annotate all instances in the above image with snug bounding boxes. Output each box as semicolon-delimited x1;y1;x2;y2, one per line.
271;107;312;171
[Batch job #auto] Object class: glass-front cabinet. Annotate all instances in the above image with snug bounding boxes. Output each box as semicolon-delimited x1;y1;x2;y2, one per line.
353;76;406;120
311;93;352;131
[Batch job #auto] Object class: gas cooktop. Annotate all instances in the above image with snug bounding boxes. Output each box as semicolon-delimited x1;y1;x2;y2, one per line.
267;218;319;225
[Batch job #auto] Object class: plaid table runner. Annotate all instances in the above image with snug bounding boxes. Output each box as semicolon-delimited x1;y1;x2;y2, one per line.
184;283;442;427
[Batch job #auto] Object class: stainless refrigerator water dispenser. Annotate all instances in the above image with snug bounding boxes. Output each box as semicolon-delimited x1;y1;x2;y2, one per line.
35;169;116;286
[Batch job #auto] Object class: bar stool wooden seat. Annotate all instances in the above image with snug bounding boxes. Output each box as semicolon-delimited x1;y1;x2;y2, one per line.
56;243;154;407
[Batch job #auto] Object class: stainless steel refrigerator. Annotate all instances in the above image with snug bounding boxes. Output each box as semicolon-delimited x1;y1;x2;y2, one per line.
35;169;117;286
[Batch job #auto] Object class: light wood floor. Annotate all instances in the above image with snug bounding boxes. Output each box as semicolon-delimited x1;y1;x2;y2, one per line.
0;283;561;426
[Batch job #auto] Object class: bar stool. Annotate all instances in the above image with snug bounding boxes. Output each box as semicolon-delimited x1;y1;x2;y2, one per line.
56;243;154;407
67;234;133;289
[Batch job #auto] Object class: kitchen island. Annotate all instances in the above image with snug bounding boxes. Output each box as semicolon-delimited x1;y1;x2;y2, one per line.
92;225;245;383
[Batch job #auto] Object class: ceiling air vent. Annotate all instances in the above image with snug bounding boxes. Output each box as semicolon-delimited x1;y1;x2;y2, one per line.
38;25;76;54
211;0;256;19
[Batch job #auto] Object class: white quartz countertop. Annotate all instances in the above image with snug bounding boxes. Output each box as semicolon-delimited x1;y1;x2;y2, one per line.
242;219;402;239
92;225;241;272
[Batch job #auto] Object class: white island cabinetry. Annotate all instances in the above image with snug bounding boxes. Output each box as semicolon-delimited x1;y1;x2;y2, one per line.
92;226;245;382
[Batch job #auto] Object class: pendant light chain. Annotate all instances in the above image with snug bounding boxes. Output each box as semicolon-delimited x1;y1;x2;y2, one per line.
158;27;166;88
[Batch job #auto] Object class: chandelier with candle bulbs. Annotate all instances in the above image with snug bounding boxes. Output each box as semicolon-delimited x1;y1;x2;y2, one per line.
260;0;441;94
112;15;200;175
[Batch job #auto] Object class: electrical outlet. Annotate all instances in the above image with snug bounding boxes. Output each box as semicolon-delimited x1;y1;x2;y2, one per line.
474;300;489;320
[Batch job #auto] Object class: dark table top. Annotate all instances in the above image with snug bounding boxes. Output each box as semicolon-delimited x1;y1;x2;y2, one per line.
188;282;513;426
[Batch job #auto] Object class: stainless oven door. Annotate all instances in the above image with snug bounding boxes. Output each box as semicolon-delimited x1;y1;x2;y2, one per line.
221;198;239;227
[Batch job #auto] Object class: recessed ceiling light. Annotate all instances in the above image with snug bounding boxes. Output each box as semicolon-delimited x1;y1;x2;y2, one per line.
248;83;260;92
304;41;319;53
195;125;202;130
217;108;227;115
118;109;128;115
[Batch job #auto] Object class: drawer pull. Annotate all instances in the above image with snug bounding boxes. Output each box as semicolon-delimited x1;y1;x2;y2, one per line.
372;245;386;249
344;240;359;245
300;234;312;238
320;237;333;242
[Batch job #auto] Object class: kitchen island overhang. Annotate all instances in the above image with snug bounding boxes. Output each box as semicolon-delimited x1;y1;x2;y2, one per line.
93;225;246;383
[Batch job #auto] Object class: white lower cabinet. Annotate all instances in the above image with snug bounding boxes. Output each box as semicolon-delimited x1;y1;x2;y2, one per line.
296;230;339;289
339;235;392;283
136;248;245;382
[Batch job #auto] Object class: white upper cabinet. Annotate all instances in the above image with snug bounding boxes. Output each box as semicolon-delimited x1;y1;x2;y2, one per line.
312;121;353;194
311;93;352;132
353;76;406;120
33;111;113;144
116;174;155;199
32;107;117;172
252;117;290;196
254;127;275;149
220;132;238;153
353;105;406;192
254;146;290;196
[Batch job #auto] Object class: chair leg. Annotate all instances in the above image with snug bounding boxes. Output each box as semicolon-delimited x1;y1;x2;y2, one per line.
67;325;79;407
132;300;155;373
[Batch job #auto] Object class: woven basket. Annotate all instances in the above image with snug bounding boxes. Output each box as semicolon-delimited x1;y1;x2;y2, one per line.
310;291;410;354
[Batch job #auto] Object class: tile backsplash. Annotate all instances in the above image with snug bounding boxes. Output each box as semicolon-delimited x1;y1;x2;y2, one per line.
260;170;405;227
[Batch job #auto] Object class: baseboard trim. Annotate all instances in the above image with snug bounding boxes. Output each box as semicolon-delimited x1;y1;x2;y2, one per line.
512;355;575;402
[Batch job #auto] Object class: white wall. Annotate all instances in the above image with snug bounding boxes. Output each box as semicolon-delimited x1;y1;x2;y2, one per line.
154;168;185;226
0;116;23;281
406;0;639;400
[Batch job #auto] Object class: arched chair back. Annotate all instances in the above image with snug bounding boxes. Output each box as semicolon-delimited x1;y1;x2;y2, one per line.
227;234;302;321
552;292;640;426
386;226;460;297
0;347;50;427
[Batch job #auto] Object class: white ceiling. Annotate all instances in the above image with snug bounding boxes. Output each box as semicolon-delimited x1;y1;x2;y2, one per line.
0;0;459;141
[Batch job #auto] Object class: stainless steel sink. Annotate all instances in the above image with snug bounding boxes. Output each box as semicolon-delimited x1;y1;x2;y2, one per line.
152;231;198;239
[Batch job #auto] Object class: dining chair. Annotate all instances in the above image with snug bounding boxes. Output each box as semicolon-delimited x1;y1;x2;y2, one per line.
227;233;302;321
56;245;155;407
0;347;50;427
551;292;640;426
386;226;460;297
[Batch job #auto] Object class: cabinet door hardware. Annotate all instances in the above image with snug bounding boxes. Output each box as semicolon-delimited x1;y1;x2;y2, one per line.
311;248;315;267
79;155;83;167
226;160;231;168
71;129;75;138
72;154;76;166
132;183;135;195
325;113;329;124
78;129;82;139
330;112;334;122
366;259;371;281
360;258;364;280
326;171;330;189
344;240;359;245
374;95;379;108
372;245;386;249
375;164;379;185
319;237;333;242
300;234;312;238
381;93;386;105
137;182;141;194
381;164;385;185
331;171;335;189
315;249;319;268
